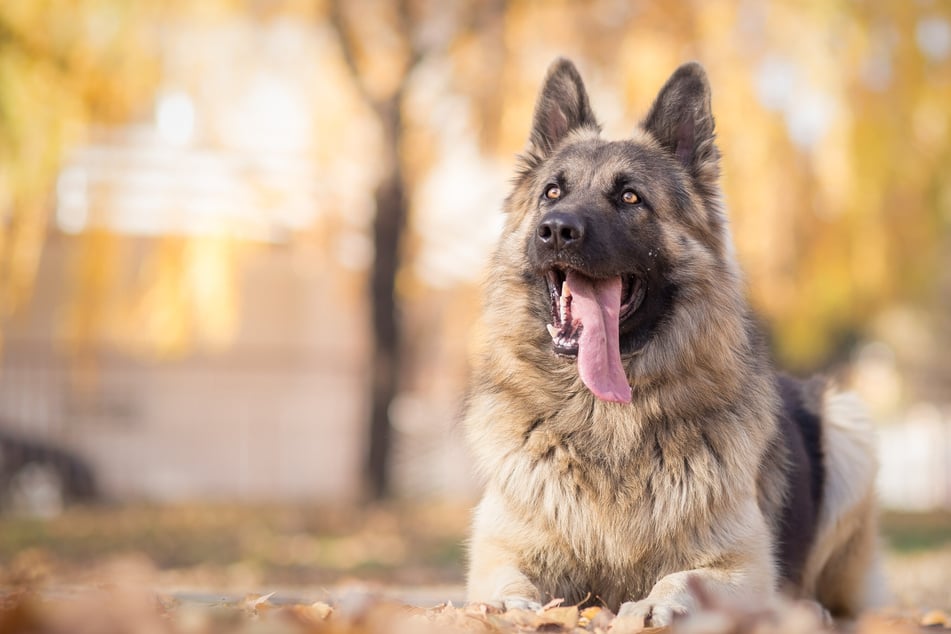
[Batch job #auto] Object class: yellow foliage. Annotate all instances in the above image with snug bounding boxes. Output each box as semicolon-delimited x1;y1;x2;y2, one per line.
1;0;949;370
0;0;162;328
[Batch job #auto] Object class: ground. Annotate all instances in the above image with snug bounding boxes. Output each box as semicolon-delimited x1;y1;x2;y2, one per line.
0;503;948;633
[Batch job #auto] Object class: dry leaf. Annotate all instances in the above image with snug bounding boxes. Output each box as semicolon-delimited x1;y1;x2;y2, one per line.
428;605;501;633
498;607;547;628
578;605;601;626
922;610;951;628
309;601;333;619
466;602;503;617
610;614;672;634
245;591;277;616
856;614;923;634
589;606;615;632
538;605;578;629
281;601;334;627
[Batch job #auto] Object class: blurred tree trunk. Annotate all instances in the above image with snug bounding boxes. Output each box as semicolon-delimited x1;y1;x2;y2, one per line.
366;98;407;500
329;0;507;500
329;1;416;500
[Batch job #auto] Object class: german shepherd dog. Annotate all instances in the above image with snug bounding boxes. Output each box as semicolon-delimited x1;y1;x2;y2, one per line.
464;59;886;628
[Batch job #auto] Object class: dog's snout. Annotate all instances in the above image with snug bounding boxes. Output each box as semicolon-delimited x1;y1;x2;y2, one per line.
537;212;585;251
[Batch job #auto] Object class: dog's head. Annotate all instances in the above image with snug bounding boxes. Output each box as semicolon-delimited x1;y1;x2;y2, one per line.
496;59;740;403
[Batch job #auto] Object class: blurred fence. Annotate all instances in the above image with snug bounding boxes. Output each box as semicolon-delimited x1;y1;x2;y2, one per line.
0;339;366;503
0;336;475;511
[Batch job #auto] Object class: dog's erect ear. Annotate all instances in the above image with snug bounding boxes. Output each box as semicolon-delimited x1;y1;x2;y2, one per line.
642;62;719;183
526;58;599;161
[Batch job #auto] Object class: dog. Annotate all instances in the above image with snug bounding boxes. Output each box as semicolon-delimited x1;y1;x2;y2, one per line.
463;58;886;628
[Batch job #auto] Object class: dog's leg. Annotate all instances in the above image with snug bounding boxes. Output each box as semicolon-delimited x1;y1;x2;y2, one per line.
467;557;542;611
615;569;699;627
466;490;542;610
617;501;776;629
616;565;773;629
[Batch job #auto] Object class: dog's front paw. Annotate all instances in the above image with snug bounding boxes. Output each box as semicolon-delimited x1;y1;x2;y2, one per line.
616;598;689;630
501;597;543;612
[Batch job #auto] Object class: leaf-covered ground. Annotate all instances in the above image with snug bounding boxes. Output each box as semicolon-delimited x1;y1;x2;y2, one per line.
0;504;948;633
0;573;945;634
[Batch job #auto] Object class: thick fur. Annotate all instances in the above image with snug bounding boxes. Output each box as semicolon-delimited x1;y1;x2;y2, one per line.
464;59;885;627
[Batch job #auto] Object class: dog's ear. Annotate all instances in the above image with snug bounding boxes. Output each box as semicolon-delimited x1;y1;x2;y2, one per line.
642;62;719;184
525;58;599;162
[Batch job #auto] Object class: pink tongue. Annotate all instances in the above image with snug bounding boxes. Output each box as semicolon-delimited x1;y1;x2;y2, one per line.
565;271;632;403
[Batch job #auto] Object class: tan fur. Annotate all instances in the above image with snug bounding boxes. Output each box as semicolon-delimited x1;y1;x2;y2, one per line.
802;390;888;613
463;60;883;628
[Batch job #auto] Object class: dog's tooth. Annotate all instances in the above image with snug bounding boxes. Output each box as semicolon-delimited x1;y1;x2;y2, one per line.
547;324;558;339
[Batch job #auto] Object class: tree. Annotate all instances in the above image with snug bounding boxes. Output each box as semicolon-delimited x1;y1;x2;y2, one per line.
327;0;426;500
327;0;509;499
0;2;161;342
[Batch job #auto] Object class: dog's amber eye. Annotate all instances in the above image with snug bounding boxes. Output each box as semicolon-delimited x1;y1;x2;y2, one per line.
622;190;640;205
545;185;561;200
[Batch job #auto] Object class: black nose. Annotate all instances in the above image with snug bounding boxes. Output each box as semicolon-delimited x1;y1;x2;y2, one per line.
536;212;585;251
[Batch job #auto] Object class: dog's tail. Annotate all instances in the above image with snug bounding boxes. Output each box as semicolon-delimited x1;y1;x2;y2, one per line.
802;390;889;616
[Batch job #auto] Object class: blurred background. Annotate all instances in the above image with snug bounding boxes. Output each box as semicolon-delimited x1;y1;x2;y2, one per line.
0;0;949;609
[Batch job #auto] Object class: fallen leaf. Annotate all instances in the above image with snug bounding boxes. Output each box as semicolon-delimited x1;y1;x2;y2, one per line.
245;591;276;616
579;605;601;625
922;610;951;628
498;607;546;628
466;602;503;617
312;601;333;618
538;605;578;629
857;614;924;634
610;614;673;634
589;606;615;632
281;601;334;627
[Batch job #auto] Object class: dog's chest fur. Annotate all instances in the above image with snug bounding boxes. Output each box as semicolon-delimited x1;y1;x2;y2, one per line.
490;398;757;605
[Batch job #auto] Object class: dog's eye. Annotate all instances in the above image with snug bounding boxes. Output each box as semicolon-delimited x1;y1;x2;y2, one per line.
622;190;640;205
545;185;561;200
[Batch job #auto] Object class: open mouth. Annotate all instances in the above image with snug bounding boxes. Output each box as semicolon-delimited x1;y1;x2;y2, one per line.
542;267;642;403
544;268;645;356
